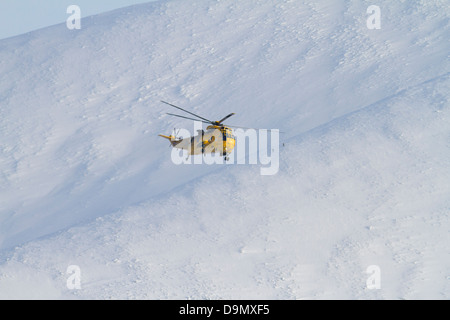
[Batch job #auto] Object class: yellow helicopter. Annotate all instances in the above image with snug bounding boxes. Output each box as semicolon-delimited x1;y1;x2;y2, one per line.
159;101;239;161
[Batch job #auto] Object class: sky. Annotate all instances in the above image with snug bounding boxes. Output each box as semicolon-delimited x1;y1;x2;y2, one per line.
0;0;158;40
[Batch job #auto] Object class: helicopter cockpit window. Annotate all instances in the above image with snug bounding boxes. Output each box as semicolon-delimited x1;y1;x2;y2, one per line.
223;132;235;140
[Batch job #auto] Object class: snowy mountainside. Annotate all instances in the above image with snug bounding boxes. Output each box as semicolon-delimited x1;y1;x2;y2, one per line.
0;0;449;299
1;73;448;299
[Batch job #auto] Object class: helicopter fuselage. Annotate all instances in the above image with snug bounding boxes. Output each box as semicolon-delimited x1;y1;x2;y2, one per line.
160;125;236;157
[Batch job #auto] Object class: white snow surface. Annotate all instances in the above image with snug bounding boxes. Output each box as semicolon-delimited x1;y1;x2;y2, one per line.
0;0;449;299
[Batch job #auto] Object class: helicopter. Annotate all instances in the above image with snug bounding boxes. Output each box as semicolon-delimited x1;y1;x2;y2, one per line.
158;100;241;161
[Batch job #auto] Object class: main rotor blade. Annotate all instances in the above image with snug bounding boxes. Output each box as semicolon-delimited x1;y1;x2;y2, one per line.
223;124;256;130
166;113;211;124
217;113;235;124
161;101;213;124
225;124;285;133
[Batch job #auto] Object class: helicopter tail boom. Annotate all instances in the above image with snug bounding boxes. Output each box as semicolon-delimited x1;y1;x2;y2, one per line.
159;134;182;147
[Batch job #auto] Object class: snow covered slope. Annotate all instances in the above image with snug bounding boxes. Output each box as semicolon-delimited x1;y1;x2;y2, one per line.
0;0;449;299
